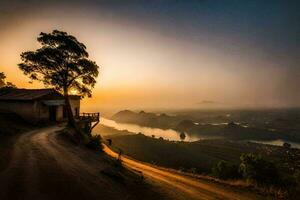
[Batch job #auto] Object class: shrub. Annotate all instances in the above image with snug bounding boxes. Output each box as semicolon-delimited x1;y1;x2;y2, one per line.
82;132;91;144
212;160;241;180
86;135;102;151
239;153;279;185
283;142;291;149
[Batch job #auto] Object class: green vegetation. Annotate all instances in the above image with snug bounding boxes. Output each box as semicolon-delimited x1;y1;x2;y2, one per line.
81;127;103;151
105;125;300;198
86;135;102;150
110;131;300;173
62;126;103;151
212;161;240;180
212;153;280;184
239;153;279;184
212;153;300;199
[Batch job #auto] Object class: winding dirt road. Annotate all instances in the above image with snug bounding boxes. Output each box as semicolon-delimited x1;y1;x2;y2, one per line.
103;144;266;200
0;126;166;200
0;125;267;200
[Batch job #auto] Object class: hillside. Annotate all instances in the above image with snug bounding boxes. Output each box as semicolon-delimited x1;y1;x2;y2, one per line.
108;132;300;175
0;123;168;200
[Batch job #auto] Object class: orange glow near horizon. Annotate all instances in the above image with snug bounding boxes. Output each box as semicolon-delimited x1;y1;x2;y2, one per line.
0;6;299;111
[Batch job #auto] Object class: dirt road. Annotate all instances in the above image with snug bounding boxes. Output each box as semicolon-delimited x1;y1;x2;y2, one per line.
0;126;166;200
0;125;268;200
103;144;267;200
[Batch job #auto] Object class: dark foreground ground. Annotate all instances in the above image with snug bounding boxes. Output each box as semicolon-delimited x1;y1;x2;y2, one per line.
0;125;167;200
0;123;269;200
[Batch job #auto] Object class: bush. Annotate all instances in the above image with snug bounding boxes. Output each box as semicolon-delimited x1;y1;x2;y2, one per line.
283;142;291;149
86;135;102;151
239;153;279;185
212;160;241;180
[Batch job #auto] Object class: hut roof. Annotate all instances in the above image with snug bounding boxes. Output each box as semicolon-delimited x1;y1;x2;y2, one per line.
0;88;62;101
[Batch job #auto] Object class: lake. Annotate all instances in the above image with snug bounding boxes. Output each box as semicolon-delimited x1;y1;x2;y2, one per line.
98;118;201;142
97;118;300;149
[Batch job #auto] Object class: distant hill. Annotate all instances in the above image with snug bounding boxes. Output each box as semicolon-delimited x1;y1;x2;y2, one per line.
111;110;183;129
112;110;296;141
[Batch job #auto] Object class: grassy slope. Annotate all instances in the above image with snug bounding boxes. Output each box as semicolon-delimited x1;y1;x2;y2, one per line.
57;129;169;200
104;128;300;176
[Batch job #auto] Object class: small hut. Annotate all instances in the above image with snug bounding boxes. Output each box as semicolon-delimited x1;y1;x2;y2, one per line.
0;88;80;123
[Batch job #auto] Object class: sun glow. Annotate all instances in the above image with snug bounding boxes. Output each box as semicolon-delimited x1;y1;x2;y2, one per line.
70;90;78;95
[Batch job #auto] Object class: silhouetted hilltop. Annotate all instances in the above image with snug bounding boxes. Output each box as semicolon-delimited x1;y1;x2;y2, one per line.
112;110;136;118
111;110;183;129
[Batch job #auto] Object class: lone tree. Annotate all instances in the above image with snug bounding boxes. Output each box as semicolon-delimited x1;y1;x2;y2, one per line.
0;72;16;88
18;30;99;127
180;132;186;141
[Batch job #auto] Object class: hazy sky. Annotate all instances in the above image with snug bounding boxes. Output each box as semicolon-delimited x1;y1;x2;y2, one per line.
0;0;299;111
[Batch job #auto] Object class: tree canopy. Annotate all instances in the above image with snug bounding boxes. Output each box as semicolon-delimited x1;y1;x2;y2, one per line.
0;72;16;88
18;30;100;127
18;30;99;97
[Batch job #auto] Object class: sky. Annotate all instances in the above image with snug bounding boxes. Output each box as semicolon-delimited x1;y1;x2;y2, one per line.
0;0;299;111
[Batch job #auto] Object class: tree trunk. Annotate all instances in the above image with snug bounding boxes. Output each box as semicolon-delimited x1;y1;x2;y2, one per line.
63;87;83;143
63;87;76;127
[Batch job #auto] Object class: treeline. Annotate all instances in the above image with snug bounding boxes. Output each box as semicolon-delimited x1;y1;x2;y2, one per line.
212;153;300;199
0;72;16;88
